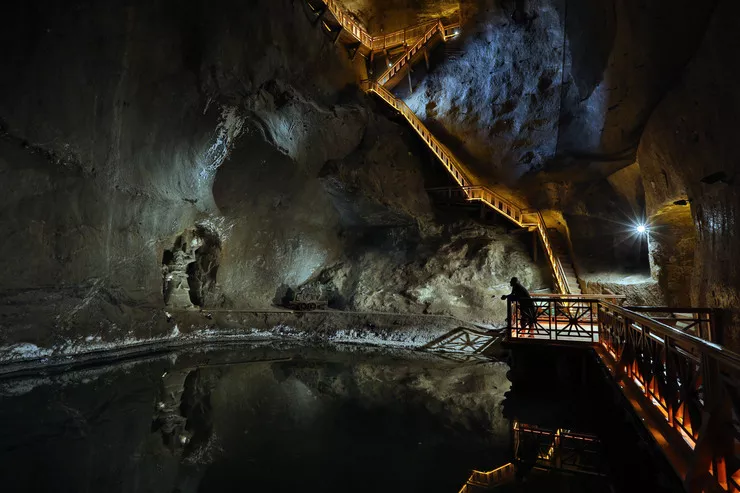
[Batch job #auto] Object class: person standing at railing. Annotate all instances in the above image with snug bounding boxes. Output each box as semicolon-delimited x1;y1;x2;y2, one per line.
500;277;535;335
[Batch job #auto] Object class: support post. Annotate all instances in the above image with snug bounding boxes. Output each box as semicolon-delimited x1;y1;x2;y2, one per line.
407;68;413;94
312;5;327;25
424;48;430;70
333;27;343;45
506;299;513;339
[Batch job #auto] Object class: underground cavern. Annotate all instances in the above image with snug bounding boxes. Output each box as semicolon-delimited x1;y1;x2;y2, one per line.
1;0;739;491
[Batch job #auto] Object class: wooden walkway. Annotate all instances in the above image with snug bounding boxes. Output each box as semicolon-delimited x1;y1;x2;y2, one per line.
507;296;738;493
298;4;740;491
457;422;603;492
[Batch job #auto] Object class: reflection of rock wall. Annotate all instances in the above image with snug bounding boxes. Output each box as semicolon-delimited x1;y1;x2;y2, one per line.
283;359;512;439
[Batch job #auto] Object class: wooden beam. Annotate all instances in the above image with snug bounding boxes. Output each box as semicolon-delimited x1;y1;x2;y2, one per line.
311;5;327;25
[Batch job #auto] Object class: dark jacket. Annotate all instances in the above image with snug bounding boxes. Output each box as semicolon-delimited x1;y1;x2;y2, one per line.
504;282;533;307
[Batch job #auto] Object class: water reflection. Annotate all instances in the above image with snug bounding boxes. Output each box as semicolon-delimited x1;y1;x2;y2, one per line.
0;344;680;493
0;346;511;493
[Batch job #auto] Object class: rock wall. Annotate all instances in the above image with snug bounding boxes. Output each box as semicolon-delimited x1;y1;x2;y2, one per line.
0;0;546;350
404;0;565;185
342;0;461;32
362;0;738;341
296;220;549;325
637;0;739;347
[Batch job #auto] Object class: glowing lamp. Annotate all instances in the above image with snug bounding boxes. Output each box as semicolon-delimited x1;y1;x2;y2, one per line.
636;224;647;234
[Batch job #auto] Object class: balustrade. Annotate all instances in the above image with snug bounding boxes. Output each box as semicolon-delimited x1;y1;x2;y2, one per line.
506;297;739;493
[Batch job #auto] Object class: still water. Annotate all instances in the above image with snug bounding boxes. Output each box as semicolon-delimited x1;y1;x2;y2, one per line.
0;343;678;492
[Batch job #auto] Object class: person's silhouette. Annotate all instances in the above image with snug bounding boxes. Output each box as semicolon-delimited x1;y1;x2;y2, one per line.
500;277;536;336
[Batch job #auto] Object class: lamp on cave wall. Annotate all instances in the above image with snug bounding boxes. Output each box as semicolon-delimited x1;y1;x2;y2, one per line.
630;217;650;237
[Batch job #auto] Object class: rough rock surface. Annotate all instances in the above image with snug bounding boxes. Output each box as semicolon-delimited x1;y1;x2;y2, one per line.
404;0;564;185
2;0;739;352
296;220;549;325
637;0;740;347
364;0;738;336
0;0;546;352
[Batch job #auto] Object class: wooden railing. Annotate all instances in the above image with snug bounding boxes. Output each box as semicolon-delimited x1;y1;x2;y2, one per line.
315;0;576;294
376;21;444;85
598;302;740;493
458;463;515;492
507;297;740;493
625;306;718;344
362;80;573;293
506;295;625;343
369;21;436;52
319;0;456;53
513;422;604;476
320;0;373;46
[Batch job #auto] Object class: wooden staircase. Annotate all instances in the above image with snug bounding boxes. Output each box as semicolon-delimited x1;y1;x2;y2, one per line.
304;0;581;295
360;83;577;295
547;229;582;295
375;20;459;89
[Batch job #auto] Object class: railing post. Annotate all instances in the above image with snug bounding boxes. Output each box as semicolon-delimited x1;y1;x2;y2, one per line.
684;355;731;492
709;309;721;345
507;299;513;340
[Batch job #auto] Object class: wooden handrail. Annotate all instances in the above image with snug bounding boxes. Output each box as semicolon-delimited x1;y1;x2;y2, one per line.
322;0;456;53
625;306;716;314
602;302;740;368
376;21;444;85
369;21;438;51
529;294;626;300
322;0;374;47
597;301;739;491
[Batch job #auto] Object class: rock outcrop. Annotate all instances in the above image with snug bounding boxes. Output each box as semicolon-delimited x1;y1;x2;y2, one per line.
637;0;739;347
0;0;546;351
2;0;738;351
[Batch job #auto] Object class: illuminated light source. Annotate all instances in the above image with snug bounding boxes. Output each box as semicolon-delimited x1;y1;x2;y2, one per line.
388;62;392;67
636;224;647;234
